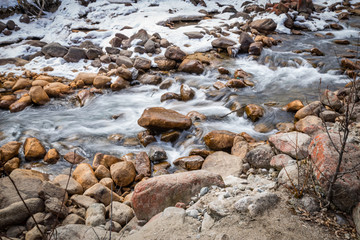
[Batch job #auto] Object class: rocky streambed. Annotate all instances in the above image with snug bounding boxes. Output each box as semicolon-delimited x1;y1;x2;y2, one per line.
0;0;360;239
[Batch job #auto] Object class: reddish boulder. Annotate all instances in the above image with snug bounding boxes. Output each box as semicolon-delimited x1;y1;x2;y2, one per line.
138;107;192;131
131;170;224;221
309;133;360;212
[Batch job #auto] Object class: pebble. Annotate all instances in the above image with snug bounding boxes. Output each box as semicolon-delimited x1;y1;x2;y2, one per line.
199;187;209;197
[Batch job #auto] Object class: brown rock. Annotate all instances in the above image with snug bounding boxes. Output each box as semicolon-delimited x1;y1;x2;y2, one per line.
161;131;180;142
137;130;156;147
93;76;111;88
180;84;195;101
83;183;122;206
12;78;32;91
239;32;254;53
116;67;132;80
139;74;162;85
283;100;304;112
164;46;186;61
24;137;46;161
211;37;237;48
245;104;264;122
52;174;83;195
340;58;360;70
44;148;60;164
178;59;204;74
202;151;243;178
75;72;98;85
9;95;32;112
320;89;342;111
0;141;21;163
213;81;226;90
234;69;250;79
92;153;121;169
95;165;111;179
64;152;85;164
226;79;246;88
32;80;50;87
204;130;236;151
134;57;151;70
231;136;249;159
294;101;322;120
186;111;206;122
99;177;114;189
160;92;181;102
44;82;70;97
0;95;17;109
111;77;130;91
110;161;136;187
155;56;177;70
248;42;263;55
29;86;50;105
135;152;151;178
295;115;324;137
131;170;225;221
189;149;214;159
276;122;295;133
72;163;98;190
138;107;192;131
250;18;277;33
173;155;204;170
4;157;20;174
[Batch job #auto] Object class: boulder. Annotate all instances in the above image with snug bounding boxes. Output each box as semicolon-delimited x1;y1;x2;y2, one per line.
4;157;20;174
309;133;360;212
250;19;277;33
106;201;134;226
70;195;97;209
137;130;156;147
320;89;342;111
24;137;46;161
12;78;32;91
52;174;83;195
111;77;130;91
269;132;311;159
231;136;249;159
42;42;68;57
0;95;17;109
64;152;85;164
86;203;106;227
239;32;254;53
211;37;237;48
319;110;340;123
44;82;70;97
116;56;133;68
0;198;44;229
180;84;195;101
94;165;111;179
245;144;274;169
154;56;177;70
226;79;246;88
202;151;243;178
295;115;324;136
270;154;295;170
40;181;68;202
294;101;322;120
110;161;136;187
45;197;68;219
278;164;299;187
161;92;181;102
178;59;204;74
132;170;224;221
234;192;279;216
75;72;98;85
116;66;132;80
83;183;121;206
248;42;263;55
138;107;192;131
63;47;87;62
283;100;304;112
0;141;21;163
138;74;162;85
245;104;264;122
29;86;50;105
92;153;121;169
203;130;236;151
72;163;98;190
86;48;103;60
134;57;151;70
173;155;204;170
135;152;151;178
9;95;32;112
93;76;111;88
165;46;186;61
99;178;113;189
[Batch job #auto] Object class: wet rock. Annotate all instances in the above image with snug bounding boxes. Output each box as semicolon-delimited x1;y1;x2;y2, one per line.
165;46;186;61
178;59;204;74
75;72;98;85
239;32;254;53
134;57;151;70
161;131;181;142
202;151;243;178
283;100;304;112
105;47;120;54
139;74;162;85
249;42;263;55
70;195;97;209
20;14;31;23
226;79;246;88
204;130;236;151
86;203;106;227
309;133;360;212
234;192;279;216
64;152;85;164
148;146;167;162
110;161;136;187
180;84;195;101
111;77;130;91
295;115;324;136
107;201;134;226
218;67;230;75
42;42;68;57
137;130;156;147
45;197;68;219
128;29;150;46
0;198;44;229
250;19;277;33
311;48;324;56
340;58;360;70
132;170;225;221
24;137;46;161
161;92;181;102
334;39;349;45
12;78;32;91
245;144;274;169
86;48;103;60
184;31;204;39
73;163;98;190
44;82;70;97
95;165;111;179
138;107;192;131
0;141;21;163
52;174;83;195
84;183;122;206
135;152;151;178
144;39;156;53
4;157;20;174
294;101;322;120
154;56;177;70
29;86;50;105
245;104;264;122
93;76;111;88
9;94;32;112
269;132;311;159
186;111;206;122
117;66;132;80
320;89;342;111
0;95;17;109
174;155;204;170
110;37;122;47
270;154;295;170
231;136;249;159
211;37;237;48
160;38;171;48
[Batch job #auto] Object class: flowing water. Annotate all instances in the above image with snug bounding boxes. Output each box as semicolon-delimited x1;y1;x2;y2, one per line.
0;0;358;177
